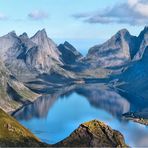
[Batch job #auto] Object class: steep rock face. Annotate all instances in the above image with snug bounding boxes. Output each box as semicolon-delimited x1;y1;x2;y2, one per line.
116;46;148;99
28;29;63;72
0;30;77;84
134;26;148;60
86;29;137;68
0;60;39;112
0;29;63;74
55;120;127;147
58;41;83;65
0;31;22;60
86;26;148;69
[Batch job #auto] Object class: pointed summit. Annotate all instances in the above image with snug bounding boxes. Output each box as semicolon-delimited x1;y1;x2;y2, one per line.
118;28;129;34
87;28;135;67
143;26;148;32
138;26;148;37
26;29;62;71
6;31;17;38
30;29;49;47
58;41;82;65
115;28;130;39
31;29;47;40
133;26;148;60
19;32;28;39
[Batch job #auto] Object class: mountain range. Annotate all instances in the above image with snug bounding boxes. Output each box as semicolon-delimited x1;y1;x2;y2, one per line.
0;27;148;112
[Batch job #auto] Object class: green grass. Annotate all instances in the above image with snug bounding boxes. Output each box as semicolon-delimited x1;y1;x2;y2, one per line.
0;109;47;147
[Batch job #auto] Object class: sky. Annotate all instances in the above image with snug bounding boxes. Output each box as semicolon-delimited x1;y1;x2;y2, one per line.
0;0;147;54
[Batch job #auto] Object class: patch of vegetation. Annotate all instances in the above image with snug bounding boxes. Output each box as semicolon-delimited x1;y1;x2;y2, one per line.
0;109;47;147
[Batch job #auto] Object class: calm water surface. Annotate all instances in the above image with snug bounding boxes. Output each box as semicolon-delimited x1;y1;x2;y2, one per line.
13;83;148;147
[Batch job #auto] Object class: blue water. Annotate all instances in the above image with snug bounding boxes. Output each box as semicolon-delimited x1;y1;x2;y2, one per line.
13;83;148;147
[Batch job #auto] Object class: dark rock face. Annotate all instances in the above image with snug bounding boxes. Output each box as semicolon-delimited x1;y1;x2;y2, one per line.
134;26;148;60
116;46;148;99
55;120;127;147
58;41;83;65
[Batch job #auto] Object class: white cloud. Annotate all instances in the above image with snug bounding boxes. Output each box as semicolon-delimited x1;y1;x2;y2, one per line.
28;10;48;20
72;0;148;26
128;0;138;7
130;0;148;17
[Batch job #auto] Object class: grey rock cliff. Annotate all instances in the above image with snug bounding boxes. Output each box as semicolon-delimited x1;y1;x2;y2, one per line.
86;29;138;68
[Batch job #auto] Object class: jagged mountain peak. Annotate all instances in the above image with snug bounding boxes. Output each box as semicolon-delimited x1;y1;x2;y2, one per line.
113;28;131;42
63;41;78;52
30;28;55;47
143;26;148;32
138;26;148;37
7;31;17;37
64;41;71;46
31;28;47;41
117;28;129;35
19;32;29;39
133;26;148;60
58;41;82;65
87;28;135;67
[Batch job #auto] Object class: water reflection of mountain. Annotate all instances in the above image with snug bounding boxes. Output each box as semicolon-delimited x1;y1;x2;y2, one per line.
13;85;76;120
74;84;130;118
13;83;148;121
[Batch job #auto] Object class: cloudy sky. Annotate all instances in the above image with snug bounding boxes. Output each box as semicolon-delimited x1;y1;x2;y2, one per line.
0;0;147;53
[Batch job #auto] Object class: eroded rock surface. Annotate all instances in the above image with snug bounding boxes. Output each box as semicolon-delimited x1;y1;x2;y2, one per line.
55;120;128;147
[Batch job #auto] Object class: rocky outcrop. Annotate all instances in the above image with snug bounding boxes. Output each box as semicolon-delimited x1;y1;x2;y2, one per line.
58;41;83;65
55;120;127;147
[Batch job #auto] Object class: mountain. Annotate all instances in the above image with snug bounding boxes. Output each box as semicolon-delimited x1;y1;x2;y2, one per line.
0;60;39;112
86;29;136;68
86;28;148;68
133;26;148;60
58;41;83;65
0;29;78;85
28;29;63;72
55;120;127;147
115;46;148;99
1;27;148;112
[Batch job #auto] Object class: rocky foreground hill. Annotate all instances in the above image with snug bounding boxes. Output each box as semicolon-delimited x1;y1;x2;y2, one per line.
0;109;127;147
